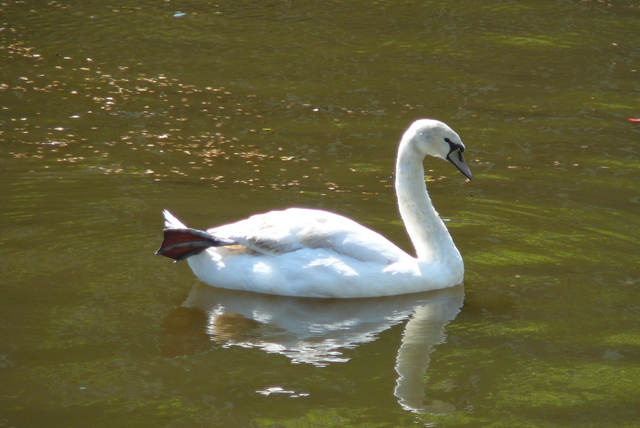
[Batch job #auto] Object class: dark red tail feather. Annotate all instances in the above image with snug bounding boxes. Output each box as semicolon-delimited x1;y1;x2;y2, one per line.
156;228;235;262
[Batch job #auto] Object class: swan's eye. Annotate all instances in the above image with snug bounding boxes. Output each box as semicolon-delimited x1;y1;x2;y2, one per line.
444;138;463;153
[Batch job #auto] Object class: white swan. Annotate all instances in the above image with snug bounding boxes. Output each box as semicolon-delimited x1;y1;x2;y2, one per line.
156;119;472;298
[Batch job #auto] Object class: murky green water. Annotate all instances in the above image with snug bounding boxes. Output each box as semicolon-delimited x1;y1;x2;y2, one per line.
1;0;639;426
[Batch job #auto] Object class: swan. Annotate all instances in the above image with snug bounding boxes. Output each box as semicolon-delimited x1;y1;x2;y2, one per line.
156;119;472;298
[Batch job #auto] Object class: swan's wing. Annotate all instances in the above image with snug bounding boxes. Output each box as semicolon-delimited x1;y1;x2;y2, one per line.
209;208;410;264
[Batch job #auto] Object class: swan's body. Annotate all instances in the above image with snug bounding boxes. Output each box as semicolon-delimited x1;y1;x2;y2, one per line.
157;119;472;298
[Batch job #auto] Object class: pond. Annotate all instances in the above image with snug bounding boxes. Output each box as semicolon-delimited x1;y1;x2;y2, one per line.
1;0;639;426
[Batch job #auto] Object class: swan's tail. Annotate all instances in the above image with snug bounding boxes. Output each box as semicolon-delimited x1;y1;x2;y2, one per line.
162;209;187;229
156;210;236;262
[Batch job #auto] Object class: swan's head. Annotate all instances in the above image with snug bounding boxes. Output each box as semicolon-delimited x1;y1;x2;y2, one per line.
403;119;473;179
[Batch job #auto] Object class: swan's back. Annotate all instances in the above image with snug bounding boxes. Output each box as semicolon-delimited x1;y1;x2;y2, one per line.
210;208;411;265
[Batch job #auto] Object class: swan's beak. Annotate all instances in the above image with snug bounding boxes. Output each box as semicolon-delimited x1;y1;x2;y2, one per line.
446;149;473;180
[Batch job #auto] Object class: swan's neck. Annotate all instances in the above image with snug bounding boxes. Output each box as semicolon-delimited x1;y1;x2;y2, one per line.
395;143;459;263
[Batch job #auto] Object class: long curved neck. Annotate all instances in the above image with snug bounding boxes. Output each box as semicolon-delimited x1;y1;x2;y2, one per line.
395;141;458;263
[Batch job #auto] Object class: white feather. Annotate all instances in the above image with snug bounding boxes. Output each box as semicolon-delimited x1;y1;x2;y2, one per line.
163;209;186;229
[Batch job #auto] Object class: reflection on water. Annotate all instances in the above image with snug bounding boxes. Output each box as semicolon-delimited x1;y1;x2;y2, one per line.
161;283;464;413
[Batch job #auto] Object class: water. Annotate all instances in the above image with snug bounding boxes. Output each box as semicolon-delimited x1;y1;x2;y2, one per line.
1;0;639;426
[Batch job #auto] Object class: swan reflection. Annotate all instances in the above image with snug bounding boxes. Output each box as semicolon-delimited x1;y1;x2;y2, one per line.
161;282;464;413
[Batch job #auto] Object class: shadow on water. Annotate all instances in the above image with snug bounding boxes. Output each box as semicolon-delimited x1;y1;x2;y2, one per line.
160;282;464;414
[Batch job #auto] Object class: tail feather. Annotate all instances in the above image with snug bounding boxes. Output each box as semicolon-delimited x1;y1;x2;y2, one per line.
163;210;187;229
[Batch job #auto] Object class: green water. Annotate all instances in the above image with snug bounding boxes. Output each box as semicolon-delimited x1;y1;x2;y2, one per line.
1;0;639;426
